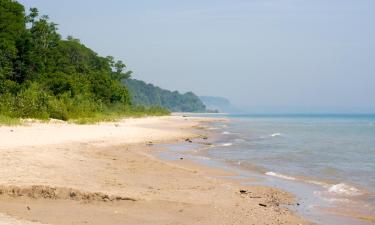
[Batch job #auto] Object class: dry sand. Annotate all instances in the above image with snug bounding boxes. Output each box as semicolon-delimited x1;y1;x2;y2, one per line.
0;116;310;225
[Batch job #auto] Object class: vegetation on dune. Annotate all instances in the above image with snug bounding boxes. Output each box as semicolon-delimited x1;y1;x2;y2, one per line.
0;0;169;123
0;115;21;126
123;79;206;112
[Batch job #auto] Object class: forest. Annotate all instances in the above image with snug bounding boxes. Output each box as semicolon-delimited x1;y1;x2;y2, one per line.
0;0;170;123
124;79;206;112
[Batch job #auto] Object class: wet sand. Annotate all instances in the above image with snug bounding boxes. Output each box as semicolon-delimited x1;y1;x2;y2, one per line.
0;116;309;225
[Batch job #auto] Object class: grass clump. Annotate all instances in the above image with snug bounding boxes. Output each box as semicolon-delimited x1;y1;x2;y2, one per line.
70;106;170;124
0;85;170;125
0;115;21;126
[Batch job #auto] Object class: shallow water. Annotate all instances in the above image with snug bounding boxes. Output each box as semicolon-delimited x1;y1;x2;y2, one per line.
159;114;375;225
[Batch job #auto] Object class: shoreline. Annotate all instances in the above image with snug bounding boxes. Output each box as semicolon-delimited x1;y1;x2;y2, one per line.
173;116;375;225
0;115;309;225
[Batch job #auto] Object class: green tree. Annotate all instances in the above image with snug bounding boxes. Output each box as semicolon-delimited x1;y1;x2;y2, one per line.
0;0;168;121
0;0;26;82
123;79;206;112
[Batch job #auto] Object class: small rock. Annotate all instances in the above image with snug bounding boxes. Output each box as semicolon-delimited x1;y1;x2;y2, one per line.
180;157;184;160
239;190;247;194
259;203;267;207
27;206;30;210
297;203;300;206
70;192;76;198
185;138;192;143
10;130;14;132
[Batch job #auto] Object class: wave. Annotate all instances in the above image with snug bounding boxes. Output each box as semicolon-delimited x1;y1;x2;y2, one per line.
221;143;233;147
306;180;330;187
270;133;282;137
328;183;361;196
234;138;246;143
265;171;296;180
193;155;211;161
313;192;352;203
222;131;231;135
265;172;362;197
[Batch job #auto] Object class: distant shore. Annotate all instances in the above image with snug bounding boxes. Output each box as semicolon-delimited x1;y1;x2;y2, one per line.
0;115;309;225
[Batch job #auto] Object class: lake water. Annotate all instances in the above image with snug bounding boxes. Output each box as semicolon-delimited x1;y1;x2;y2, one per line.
160;114;375;224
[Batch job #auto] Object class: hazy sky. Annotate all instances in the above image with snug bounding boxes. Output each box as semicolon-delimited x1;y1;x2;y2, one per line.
19;0;375;113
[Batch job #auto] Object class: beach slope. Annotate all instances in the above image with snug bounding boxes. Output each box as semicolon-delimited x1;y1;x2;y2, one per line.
0;116;309;225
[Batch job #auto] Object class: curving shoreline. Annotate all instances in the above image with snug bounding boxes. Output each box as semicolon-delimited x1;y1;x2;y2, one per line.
0;116;309;225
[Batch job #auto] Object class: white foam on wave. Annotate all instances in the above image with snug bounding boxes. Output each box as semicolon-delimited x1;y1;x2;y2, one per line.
306;180;330;188
313;191;352;203
328;183;361;196
270;133;282;137
222;131;231;135
265;171;296;180
195;156;211;161
221;143;233;147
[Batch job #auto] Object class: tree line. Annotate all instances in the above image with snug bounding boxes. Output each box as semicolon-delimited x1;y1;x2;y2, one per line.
0;0;168;122
123;79;206;112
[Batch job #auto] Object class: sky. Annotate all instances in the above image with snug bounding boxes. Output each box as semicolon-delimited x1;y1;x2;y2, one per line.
19;0;375;113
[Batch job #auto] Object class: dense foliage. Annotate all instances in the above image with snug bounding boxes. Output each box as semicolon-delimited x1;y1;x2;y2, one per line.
0;0;168;121
123;79;206;112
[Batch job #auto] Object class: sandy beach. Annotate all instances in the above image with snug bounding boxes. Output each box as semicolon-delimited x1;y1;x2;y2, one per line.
0;116;309;225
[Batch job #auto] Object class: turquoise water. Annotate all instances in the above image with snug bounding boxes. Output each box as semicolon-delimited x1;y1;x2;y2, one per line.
207;114;375;224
